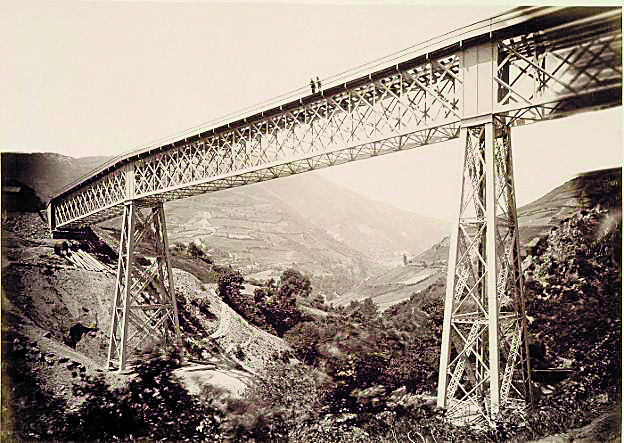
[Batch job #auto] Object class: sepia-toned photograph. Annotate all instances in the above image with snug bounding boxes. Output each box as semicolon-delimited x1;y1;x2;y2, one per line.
1;1;621;441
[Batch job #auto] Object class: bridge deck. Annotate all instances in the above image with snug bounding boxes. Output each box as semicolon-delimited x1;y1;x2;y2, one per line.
48;6;621;230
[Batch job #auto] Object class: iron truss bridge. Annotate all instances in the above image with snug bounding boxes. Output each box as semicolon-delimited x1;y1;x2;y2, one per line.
47;6;621;425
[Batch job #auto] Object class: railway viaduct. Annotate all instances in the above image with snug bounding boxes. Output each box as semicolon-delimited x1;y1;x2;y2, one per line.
47;6;622;425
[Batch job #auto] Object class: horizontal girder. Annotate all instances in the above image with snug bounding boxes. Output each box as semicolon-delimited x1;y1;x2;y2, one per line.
49;6;621;230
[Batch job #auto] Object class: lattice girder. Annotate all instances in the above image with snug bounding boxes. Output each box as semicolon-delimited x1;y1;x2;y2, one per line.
495;10;621;126
48;9;620;231
106;201;181;371
49;10;621;231
51;50;467;228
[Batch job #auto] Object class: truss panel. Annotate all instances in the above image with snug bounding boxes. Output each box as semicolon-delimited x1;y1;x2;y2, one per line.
49;9;620;231
437;119;532;426
47;54;460;228
54;165;129;228
51;10;621;232
106;202;181;370
495;10;621;126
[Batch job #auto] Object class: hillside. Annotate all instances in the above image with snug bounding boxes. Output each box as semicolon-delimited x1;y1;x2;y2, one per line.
410;167;622;267
257;173;447;266
334;167;622;309
1;153;109;202
163;173;447;295
1;152;448;296
516;167;621;247
163;181;375;294
1;213;293;406
332;265;446;310
1;164;620;441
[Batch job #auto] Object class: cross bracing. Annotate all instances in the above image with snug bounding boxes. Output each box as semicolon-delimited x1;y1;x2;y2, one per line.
48;7;621;231
437;120;532;426
46;6;621;421
52;54;465;229
106;202;181;370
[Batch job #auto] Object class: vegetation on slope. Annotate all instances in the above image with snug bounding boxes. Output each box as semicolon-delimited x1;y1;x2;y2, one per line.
2;334;223;442
2;167;621;441
212;206;621;441
4;201;621;442
522;207;621;430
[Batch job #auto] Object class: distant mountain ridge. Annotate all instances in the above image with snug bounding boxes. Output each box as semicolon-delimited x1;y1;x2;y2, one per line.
161;172;449;289
1;152;448;295
1;153;110;201
333;167;622;308
412;167;622;264
258;173;447;264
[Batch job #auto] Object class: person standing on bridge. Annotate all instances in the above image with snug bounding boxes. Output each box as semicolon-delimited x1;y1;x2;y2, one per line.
310;78;316;94
316;76;322;91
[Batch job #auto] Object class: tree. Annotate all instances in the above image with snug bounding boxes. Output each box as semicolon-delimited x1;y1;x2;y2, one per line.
217;268;244;304
285;322;322;366
251;270;310;337
263;290;303;337
67;356;223;441
348;298;379;323
187;242;204;258
278;269;312;300
310;292;326;310
171;242;186;256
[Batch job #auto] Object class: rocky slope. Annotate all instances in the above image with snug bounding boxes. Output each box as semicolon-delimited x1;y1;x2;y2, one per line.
516;166;621;250
1;213;291;399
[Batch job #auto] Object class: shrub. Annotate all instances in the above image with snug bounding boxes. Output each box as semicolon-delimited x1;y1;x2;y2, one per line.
524;208;621;396
2;332;70;440
246;361;329;440
67;355;224;441
188;242;205;258
216;267;306;337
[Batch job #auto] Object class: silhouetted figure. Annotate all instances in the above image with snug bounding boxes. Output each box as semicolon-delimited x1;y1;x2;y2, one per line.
310;78;316;94
316;76;322;91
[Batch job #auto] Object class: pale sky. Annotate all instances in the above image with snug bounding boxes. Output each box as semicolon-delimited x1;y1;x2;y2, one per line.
1;1;622;221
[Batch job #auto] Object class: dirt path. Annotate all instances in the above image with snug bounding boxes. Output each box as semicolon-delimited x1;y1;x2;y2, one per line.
174;365;254;398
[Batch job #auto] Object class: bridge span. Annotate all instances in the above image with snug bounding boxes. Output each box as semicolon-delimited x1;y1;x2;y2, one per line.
47;6;621;426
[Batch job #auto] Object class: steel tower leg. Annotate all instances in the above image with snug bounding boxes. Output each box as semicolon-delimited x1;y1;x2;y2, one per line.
107;201;181;371
437;118;532;425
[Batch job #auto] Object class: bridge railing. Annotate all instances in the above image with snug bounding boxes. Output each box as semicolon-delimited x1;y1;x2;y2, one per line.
52;48;466;229
48;6;621;231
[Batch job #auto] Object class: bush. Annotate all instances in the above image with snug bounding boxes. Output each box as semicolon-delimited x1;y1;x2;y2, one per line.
2;332;70;440
245;361;329;440
188;242;205;258
216;268;307;338
524;208;621;395
67;355;224;441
